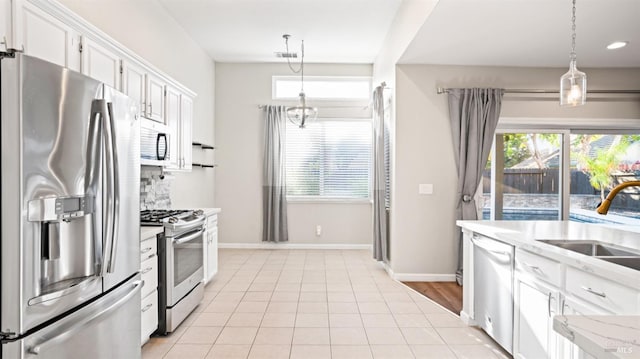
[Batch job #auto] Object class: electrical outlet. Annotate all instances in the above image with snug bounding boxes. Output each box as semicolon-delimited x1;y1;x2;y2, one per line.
316;225;322;236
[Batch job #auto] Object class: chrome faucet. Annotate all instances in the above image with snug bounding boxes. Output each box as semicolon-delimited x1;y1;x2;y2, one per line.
596;180;640;215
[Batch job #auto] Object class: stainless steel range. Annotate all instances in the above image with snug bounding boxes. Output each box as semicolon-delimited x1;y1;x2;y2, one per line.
148;209;205;334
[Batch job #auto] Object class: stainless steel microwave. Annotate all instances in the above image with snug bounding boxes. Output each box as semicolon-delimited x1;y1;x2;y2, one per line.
140;118;171;166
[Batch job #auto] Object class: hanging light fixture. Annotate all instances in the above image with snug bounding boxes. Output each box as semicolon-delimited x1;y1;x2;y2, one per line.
282;34;317;128
560;0;587;106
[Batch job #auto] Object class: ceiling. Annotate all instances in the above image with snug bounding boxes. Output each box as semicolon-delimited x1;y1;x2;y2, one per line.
157;0;403;63
400;0;640;67
158;0;640;68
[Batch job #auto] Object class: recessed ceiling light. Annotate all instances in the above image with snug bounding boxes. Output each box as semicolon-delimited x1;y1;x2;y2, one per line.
607;41;628;50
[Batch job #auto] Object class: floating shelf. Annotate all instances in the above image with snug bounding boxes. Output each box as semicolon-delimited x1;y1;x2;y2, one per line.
192;142;215;150
192;163;217;168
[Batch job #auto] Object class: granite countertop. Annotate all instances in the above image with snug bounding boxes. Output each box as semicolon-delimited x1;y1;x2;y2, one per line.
457;220;640;289
553;315;640;358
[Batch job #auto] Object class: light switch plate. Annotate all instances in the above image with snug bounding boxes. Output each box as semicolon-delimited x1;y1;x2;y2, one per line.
419;183;433;195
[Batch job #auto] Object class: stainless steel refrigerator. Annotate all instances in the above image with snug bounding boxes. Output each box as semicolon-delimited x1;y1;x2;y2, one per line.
1;53;141;358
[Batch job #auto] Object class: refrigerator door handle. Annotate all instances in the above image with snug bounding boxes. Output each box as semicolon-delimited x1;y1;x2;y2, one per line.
105;102;120;273
89;99;107;275
27;280;142;355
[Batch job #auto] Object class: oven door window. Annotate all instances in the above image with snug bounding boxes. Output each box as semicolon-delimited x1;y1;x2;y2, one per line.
173;230;203;284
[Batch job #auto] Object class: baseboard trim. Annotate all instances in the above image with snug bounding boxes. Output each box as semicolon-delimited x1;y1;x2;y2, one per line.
392;272;457;282
218;243;373;250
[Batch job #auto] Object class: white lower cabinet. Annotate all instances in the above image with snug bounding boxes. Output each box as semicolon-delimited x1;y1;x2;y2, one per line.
203;213;218;284
514;278;559;359
559;296;609;359
140;235;159;345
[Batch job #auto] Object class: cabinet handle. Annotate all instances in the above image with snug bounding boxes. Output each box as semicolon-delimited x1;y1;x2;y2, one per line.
141;303;153;312
141;267;153;274
581;286;606;298
141;247;153;254
547;292;552;317
149;102;153;114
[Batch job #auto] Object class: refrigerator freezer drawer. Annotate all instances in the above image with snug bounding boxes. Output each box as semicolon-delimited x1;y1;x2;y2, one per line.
2;276;142;359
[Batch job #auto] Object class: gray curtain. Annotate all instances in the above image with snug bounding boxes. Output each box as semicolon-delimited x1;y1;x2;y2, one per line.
263;106;289;242
372;86;388;261
448;88;504;284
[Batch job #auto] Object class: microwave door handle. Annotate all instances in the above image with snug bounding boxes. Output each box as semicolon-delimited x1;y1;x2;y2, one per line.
156;133;167;160
105;102;120;273
27;280;142;355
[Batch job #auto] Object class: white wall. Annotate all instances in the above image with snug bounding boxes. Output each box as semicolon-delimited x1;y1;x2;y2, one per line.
392;64;640;278
215;62;373;245
58;0;216;208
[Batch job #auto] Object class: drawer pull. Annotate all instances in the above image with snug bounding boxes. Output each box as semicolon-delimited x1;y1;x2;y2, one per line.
141;267;153;274
141;247;153;254
581;286;606;298
141;303;153;312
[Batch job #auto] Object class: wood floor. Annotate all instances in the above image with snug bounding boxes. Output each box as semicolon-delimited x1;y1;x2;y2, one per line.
402;281;463;315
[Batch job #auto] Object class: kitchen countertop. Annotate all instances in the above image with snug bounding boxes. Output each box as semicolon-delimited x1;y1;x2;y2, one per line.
457;220;640;289
553;315;640;358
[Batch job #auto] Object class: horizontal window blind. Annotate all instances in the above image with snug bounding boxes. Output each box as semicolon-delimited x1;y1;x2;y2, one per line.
286;119;372;199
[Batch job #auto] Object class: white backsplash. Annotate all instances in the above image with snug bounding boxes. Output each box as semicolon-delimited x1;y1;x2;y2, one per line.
140;166;173;210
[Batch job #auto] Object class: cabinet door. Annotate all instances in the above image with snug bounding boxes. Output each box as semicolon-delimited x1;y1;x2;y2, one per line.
81;37;121;90
122;60;146;115
0;0;11;51
559;297;608;359
165;85;181;169
15;1;80;71
180;95;194;170
514;279;558;359
146;74;165;123
207;226;218;282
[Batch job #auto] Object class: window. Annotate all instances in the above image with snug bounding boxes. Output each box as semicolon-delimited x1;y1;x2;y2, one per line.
273;76;371;101
286;119;372;200
484;124;640;225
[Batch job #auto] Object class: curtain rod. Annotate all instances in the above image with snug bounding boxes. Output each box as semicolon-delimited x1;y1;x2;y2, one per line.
436;87;640;95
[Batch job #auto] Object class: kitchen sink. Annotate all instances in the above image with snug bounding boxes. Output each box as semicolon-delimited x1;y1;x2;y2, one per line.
598;257;640;271
538;240;640;257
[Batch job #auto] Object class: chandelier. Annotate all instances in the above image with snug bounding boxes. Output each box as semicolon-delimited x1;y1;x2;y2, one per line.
560;0;587;106
282;34;317;128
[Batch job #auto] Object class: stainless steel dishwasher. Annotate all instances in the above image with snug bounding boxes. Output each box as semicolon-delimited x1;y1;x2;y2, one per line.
472;233;515;354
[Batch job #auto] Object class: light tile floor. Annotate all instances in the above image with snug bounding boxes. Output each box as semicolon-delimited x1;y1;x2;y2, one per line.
142;249;511;359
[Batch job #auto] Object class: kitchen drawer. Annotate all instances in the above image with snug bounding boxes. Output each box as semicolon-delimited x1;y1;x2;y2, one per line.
140;255;158;299
207;214;218;228
140;289;158;346
140;237;157;262
565;266;638;314
515;248;563;287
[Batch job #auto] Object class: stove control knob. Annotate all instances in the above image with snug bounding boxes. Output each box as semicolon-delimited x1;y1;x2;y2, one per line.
194;209;204;216
168;217;179;224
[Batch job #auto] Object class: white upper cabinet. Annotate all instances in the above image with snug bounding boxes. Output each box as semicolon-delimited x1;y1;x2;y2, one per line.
122;60;147;115
180;95;194;170
146;74;165;123
165;85;194;171
0;0;11;51
165;85;181;169
15;0;80;71
81;37;121;90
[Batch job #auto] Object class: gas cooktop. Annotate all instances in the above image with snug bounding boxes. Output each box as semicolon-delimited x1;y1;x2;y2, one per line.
140;209;206;227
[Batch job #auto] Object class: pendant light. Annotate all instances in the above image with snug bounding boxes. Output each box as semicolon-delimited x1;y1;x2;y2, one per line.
282;34;317;128
560;0;587;106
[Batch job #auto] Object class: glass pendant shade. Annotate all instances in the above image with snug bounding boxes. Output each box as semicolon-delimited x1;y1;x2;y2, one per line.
286;91;317;128
560;60;587;107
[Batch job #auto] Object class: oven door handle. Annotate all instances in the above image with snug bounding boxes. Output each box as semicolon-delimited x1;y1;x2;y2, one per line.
169;217;206;230
172;228;205;245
